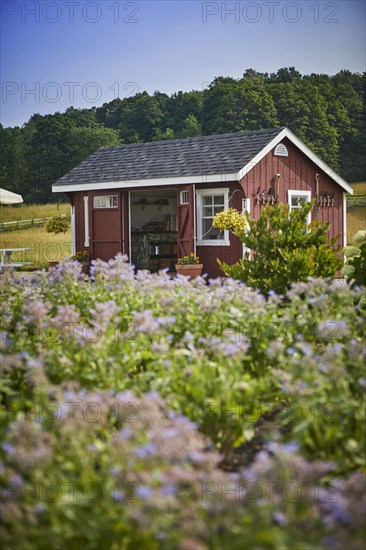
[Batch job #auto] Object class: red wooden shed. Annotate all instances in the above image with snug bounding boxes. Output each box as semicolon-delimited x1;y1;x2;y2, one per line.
52;127;353;278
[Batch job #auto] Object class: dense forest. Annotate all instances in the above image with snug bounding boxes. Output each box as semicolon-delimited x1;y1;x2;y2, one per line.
1;67;365;203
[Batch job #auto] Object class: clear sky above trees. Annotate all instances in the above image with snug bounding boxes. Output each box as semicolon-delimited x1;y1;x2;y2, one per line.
0;0;365;128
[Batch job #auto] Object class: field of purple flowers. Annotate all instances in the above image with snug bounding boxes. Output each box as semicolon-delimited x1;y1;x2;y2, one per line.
1;255;365;549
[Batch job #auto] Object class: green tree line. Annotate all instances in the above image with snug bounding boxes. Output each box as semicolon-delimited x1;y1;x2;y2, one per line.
1;67;365;203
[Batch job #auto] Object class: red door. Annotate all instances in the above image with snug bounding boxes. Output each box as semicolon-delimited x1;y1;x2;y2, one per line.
177;185;195;259
89;191;128;261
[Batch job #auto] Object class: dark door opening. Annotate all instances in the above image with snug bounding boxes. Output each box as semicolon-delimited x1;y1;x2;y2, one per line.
130;188;177;272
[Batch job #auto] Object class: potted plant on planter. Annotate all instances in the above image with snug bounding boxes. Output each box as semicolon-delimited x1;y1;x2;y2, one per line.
72;250;90;274
175;253;203;279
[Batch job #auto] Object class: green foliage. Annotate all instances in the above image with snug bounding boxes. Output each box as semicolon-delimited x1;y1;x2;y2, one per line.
219;201;343;296
343;230;366;287
44;215;70;234
202;75;279;134
1;68;365;203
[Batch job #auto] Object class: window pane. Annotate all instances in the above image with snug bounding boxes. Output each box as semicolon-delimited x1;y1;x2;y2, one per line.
180;191;189;205
291;195;307;207
93;195;118;208
202;206;213;217
202;219;222;240
214;195;225;205
203;196;213;206
214;206;224;215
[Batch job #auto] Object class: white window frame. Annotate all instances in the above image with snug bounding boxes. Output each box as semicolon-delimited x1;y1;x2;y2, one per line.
196;188;230;246
242;198;251;259
180;190;189;205
288;190;311;224
93;195;118;209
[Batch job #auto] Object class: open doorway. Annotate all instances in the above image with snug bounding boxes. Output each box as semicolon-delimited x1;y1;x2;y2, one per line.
130;188;177;272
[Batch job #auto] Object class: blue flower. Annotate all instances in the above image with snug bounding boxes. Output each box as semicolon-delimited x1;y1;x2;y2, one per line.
118;427;132;440
138;485;152;499
160;484;177;497
272;511;288;526
1;442;14;455
133;443;157;458
282;441;299;454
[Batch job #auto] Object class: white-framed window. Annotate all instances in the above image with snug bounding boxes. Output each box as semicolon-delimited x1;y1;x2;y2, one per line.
288;190;311;223
180;190;189;205
196;188;229;246
242;198;251;258
93;195;118;208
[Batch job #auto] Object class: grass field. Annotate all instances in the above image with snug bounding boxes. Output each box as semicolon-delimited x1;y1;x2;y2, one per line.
0;202;70;223
351;181;366;196
347;182;366;241
0;226;72;269
347;207;366;241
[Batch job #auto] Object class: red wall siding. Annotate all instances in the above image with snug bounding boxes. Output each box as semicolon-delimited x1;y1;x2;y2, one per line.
240;138;344;246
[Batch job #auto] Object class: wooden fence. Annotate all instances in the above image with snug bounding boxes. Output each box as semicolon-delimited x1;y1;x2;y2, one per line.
0;215;69;232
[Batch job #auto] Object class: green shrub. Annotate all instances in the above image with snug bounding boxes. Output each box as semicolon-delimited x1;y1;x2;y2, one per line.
215;201;342;296
343;230;366;288
44;215;69;234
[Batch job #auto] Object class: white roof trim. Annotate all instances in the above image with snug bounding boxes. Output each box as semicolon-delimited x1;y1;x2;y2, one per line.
52;173;238;193
52;127;353;195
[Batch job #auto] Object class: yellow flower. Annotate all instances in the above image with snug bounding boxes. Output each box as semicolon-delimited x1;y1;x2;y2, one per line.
177;252;200;265
212;208;249;232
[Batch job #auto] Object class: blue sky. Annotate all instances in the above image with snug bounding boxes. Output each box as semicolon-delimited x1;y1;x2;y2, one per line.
1;0;365;127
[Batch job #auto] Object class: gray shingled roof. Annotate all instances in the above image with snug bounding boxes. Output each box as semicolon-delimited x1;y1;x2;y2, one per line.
53;127;285;186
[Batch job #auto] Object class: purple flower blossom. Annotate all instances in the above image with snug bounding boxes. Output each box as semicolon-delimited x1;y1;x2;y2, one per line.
160;484;177;497
1;442;15;456
111;489;125;502
138;485;152;499
133;443;157;458
282;442;299;454
118;428;132;440
272;511;288;526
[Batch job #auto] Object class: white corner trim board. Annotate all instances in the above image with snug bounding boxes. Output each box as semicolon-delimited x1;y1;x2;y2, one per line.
83;196;89;247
